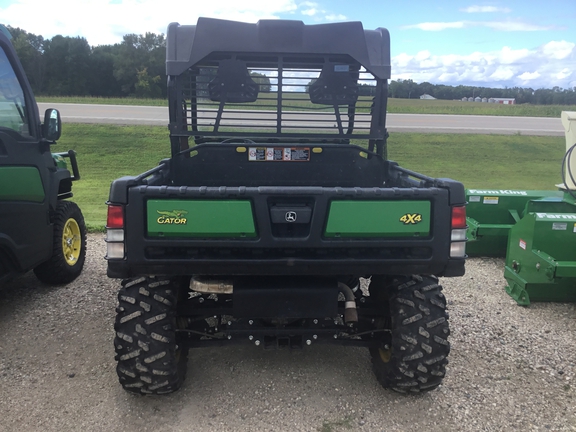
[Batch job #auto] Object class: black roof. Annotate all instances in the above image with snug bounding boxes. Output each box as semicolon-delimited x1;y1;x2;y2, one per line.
166;17;391;79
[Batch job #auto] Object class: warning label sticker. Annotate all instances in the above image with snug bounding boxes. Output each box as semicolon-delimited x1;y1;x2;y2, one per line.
483;196;499;205
519;239;526;250
552;223;568;231
469;196;481;202
248;147;310;162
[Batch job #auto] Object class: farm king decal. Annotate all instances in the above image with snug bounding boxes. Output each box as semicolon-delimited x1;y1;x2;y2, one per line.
156;210;188;225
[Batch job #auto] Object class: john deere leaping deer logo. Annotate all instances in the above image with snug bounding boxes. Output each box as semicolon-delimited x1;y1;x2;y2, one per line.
157;210;188;225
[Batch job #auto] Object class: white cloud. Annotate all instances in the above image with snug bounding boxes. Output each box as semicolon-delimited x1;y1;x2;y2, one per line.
484;21;554;31
403;20;555;32
489;67;515;81
392;41;576;89
415;50;430;61
404;22;465;31
301;8;317;16
325;14;346;21
0;0;348;46
556;68;572;80
437;72;461;82
0;0;299;46
541;40;575;59
300;0;318;16
460;5;511;13
295;2;345;22
518;71;540;80
498;46;531;64
394;53;413;68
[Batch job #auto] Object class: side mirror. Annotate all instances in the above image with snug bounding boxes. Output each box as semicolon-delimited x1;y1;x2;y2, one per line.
42;108;61;142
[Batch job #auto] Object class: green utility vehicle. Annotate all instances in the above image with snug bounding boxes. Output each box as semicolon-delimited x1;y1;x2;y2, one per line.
0;25;86;285
106;18;467;395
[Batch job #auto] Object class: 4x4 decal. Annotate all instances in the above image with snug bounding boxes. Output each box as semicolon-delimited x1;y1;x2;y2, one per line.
157;210;188;225
400;213;422;225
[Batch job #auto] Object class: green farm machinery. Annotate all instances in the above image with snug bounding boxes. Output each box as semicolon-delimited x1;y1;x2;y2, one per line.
466;111;576;305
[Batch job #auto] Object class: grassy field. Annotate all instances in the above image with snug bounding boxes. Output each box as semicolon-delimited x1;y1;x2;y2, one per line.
60;125;167;231
37;95;575;118
57;124;567;230
386;98;574;117
387;133;566;190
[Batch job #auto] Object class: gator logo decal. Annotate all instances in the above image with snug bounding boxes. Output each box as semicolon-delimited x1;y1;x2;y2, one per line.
157;210;188;225
400;213;422;225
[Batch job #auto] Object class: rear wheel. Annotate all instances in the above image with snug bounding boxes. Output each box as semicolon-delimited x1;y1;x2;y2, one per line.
34;200;86;285
114;276;189;395
369;275;450;393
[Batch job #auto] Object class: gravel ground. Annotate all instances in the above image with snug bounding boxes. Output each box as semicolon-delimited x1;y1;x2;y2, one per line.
0;233;575;432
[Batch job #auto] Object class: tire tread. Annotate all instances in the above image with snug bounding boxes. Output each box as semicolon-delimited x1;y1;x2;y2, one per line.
114;276;188;395
370;275;450;393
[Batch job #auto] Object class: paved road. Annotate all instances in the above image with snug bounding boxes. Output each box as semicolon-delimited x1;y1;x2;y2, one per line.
38;102;565;136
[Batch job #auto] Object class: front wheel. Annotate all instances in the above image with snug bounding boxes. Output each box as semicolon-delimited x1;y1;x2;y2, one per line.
114;276;189;395
34;200;86;285
369;275;450;393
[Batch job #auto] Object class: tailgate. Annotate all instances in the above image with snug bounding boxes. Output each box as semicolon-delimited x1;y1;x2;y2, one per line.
107;183;465;278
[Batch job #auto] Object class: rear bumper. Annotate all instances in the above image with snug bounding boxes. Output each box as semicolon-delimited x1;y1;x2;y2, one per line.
107;256;465;278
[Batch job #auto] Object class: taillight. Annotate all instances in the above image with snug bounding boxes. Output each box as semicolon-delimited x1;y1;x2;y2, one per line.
106;204;125;259
451;206;467;229
450;205;467;258
107;205;124;228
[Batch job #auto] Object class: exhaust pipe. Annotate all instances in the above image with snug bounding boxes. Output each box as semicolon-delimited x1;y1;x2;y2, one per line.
338;282;358;323
190;277;233;294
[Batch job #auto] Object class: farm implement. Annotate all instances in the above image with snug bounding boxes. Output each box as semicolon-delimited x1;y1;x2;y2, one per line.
466;111;576;305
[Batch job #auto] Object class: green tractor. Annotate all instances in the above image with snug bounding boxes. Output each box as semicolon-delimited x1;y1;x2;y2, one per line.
0;24;86;285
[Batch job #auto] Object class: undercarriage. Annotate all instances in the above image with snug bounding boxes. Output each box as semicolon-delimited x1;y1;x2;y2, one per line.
176;276;389;351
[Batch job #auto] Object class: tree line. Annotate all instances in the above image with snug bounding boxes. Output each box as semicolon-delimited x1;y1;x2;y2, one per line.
6;26;576;104
8;26;167;97
389;79;576;105
7;26;271;98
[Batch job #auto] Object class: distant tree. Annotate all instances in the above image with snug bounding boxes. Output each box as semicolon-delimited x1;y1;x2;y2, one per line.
88;45;123;97
250;72;271;92
7;26;45;93
134;67;162;98
404;79;417;99
388;80;401;98
113;33;166;97
389;79;418;98
358;83;376;96
533;88;553;105
417;81;434;97
43;35;91;95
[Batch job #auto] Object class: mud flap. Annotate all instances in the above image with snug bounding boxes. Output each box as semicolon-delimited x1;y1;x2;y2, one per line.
233;276;338;319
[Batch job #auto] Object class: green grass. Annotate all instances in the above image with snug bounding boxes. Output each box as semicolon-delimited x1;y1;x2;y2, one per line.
387;132;565;190
36;96;169;106
59;124;566;231
37;95;575;118
58;124;168;230
387;98;575;118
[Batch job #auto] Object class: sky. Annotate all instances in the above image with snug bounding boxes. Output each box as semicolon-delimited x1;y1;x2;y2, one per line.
1;0;575;90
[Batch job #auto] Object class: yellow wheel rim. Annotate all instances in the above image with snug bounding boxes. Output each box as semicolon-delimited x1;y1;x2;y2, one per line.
62;218;81;266
378;347;392;363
